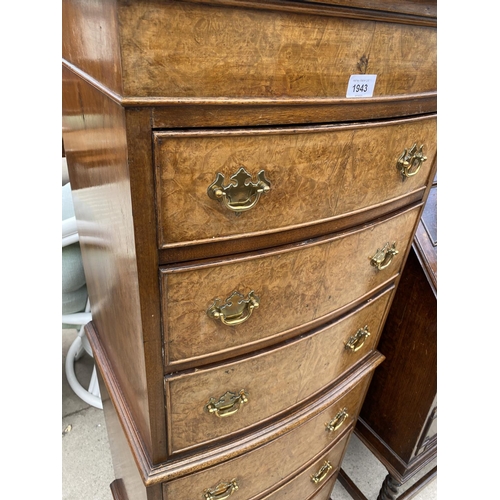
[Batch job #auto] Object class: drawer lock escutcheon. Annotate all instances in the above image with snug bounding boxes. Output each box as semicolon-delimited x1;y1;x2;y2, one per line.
370;242;398;270
345;326;370;352
204;479;239;500
396;143;427;181
325;408;349;432
205;390;249;418
311;461;333;484
207;291;260;326
207;167;271;212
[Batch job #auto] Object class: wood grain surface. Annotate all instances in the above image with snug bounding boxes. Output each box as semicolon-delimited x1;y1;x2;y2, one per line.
117;0;436;98
252;436;346;500
298;0;436;18
357;247;437;479
178;0;437;24
90;315;382;485
261;450;342;500
62;67;154;458
62;0;123;96
154;116;436;248
150;95;437;130
125;107;170;463
163;372;369;498
99;367;162;500
164;287;392;454
161;207;419;368
63;0;437;497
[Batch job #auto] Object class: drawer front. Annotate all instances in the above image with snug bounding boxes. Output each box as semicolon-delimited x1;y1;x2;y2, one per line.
161;206;420;368
154;116;436;249
163;370;371;498
118;2;436;98
260;440;345;500
165;288;391;454
261;448;343;500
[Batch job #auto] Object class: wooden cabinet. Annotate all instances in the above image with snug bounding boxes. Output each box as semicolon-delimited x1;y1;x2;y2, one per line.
62;1;436;499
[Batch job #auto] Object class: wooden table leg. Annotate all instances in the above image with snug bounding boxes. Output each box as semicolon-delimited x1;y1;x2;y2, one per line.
377;474;402;500
336;466;437;500
337;468;369;500
110;479;129;500
396;467;437;500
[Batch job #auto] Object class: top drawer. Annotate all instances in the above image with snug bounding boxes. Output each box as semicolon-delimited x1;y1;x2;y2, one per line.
154;115;436;252
117;1;436;99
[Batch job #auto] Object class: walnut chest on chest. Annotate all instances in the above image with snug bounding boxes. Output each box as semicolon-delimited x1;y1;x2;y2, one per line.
62;1;437;499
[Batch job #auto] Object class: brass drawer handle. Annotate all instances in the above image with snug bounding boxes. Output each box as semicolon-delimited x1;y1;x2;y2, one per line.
397;143;427;181
207;167;271;212
325;408;349;432
370;242;398;270
345;326;370;352
205;390;249;418
311;461;333;484
207;291;260;326
204;479;239;500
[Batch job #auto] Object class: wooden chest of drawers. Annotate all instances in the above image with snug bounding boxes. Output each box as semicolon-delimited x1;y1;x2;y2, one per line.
353;177;437;499
62;1;436;499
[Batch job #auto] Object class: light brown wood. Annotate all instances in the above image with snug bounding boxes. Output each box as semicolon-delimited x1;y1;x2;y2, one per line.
164;288;392;454
125;107;169;463
97;368;163;500
117;0;436;99
62;66;154;458
312;474;339;500
162;373;367;499
88;319;383;485
158;189;425;265
260;438;346;500
63;1;436;498
140;0;438;30
355;189;437;484
154;116;436;249
62;0;123;96
299;0;436;18
178;0;437;25
161;206;420;369
150;95;437;129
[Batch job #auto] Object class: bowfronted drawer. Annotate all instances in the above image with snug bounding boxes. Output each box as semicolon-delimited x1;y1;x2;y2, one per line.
261;450;342;500
154;116;436;252
118;1;436;99
259;440;344;500
164;287;391;455
163;362;375;496
161;205;420;369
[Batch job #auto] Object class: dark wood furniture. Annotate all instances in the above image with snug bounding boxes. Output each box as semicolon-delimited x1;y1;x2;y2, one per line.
62;1;436;499
339;178;437;500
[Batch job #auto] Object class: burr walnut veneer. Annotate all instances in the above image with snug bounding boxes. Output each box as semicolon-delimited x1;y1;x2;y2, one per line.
350;178;438;500
62;1;436;499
